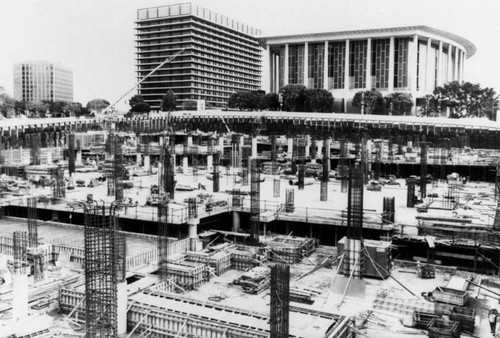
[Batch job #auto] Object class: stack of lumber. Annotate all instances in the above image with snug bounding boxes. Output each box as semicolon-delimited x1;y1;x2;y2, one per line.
233;266;270;294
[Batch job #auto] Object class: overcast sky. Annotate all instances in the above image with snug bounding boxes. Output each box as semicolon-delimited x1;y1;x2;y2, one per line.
0;0;498;110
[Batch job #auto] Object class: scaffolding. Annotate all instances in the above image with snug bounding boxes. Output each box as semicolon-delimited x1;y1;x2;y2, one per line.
68;133;75;176
158;201;169;282
84;203;120;337
420;142;428;199
270;263;290;338
250;158;260;243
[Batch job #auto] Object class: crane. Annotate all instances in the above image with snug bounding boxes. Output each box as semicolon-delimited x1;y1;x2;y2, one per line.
101;48;186;116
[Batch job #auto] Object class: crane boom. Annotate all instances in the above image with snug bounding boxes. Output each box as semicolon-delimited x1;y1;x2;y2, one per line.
101;48;185;115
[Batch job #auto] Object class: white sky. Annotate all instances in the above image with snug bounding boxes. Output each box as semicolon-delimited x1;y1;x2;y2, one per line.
0;0;499;111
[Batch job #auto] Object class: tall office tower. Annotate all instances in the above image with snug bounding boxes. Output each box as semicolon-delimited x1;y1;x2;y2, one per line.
135;2;262;110
13;61;73;102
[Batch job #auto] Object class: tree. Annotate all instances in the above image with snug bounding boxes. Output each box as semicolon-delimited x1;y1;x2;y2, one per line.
279;84;306;112
433;81;499;119
384;92;413;116
65;102;84;117
260;93;280;111
352;90;385;115
26;101;49;117
182;100;198;110
303;88;334;112
161;89;177;111
0;93;16;117
228;90;263;111
86;99;110;114
131;102;151;114
129;94;145;109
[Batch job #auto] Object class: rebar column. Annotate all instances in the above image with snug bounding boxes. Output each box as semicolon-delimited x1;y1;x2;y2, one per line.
164;144;176;199
297;137;305;190
407;179;416;207
68;133;75;176
250;158;260;243
157;202;169;282
84;204;118;337
271;134;277;175
339;137;348;193
30;133;41;166
13;231;27;274
382;196;395;225
27;197;37;247
420;142;428;199
285;188;294;213
270;264;290;338
373;140;382;180
114;139;124;201
52;167;66;198
213;152;220;193
274;178;280;198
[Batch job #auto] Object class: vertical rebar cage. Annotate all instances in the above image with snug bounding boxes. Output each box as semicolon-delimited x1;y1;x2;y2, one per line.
84;204;119;337
157;202;169;283
250;158;260;243
270;263;290;338
13;231;27;274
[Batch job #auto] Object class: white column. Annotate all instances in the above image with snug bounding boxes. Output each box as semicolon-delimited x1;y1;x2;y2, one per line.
270;51;275;93
76;150;82;165
425;38;432;93
264;45;272;93
447;44;452;82
207;154;213;171
12;273;28;324
287;137;294;159
303;42;309;86
144;155;150;171
388;37;395;92
116;281;127;335
408;35;419;114
46;151;52;165
437;41;443;86
182;156;189;174
344;39;350;112
232;211;241;232
188;219;199;238
251;136;258;158
284;44;289;85
365;38;372;89
218;136;224;152
323;41;329;89
454;46;459;81
187;135;193;147
461;50;465;82
305;135;311;158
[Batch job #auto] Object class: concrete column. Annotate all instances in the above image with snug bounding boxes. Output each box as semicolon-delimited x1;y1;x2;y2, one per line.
287;137;294;159
12;273;28;324
344;39;350;112
238;136;244;167
218;136;224;152
303;42;309;86
46;151;52;165
305;135;311;158
265;45;272;93
388;37;395;92
232;211;241;232
425;38;433;93
188;219;199;238
454;46;459;82
136;153;141;165
251;136;258;158
284;44;289;85
323;40;329;89
76;150;82;165
324;138;331;159
365;38;372;89
461;50;465;82
116;281;127;335
317;140;324;160
447;44;452;82
408;35;419;114
187;135;193;147
182;156;189;174
207;154;213;171
144;155;150;171
159;135;164;146
437;41;443;86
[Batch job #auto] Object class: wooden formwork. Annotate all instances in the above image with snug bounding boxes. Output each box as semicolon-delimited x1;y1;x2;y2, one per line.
230;249;257;271
185;251;232;276
59;288;86;321
265;235;317;263
433;287;469;306
165;262;209;290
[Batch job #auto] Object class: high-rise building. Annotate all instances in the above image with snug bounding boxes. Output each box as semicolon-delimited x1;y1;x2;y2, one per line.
13;61;73;103
259;26;475;113
135;2;262;110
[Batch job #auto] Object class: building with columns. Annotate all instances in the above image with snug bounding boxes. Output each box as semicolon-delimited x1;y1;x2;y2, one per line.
258;26;475;113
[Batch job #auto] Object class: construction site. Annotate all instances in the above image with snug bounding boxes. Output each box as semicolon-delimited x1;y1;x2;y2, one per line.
1;112;500;337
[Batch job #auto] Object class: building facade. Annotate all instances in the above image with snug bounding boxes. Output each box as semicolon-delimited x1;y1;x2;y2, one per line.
135;3;262;110
259;26;476;113
13;61;73;102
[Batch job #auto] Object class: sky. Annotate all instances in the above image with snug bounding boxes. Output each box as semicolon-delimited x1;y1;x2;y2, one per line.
0;0;499;111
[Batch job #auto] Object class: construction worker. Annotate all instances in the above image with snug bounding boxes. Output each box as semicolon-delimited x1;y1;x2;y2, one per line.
489;308;499;335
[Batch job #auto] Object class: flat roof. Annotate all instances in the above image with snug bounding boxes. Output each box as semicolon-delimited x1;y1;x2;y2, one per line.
259;25;476;58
